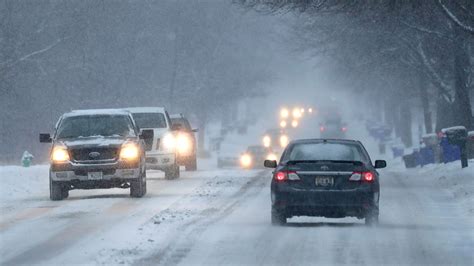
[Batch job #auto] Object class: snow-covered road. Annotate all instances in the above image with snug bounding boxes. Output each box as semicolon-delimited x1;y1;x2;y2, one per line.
1;162;473;265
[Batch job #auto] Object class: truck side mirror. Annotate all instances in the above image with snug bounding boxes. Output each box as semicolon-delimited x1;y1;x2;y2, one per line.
39;133;52;143
140;129;154;140
374;160;387;169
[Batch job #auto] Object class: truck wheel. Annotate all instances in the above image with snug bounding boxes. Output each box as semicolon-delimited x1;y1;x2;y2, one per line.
185;158;197;171
271;206;287;225
50;178;65;201
165;164;180;180
130;170;146;198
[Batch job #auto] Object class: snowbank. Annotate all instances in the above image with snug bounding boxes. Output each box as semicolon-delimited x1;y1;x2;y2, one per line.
0;165;49;202
389;159;474;217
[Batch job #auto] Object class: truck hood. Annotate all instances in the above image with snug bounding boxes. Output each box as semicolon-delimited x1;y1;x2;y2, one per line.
59;136;128;149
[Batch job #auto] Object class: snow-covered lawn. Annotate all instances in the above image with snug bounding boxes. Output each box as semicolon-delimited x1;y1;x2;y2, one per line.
388;159;474;218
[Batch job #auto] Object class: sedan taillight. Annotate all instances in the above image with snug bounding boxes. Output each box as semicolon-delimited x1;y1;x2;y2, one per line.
274;171;300;181
349;171;375;182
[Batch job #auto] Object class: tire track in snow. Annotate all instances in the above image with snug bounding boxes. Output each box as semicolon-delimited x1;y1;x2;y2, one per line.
134;170;269;266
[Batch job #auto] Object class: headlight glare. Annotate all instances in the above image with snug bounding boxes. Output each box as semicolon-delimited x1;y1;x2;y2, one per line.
240;154;252;168
177;134;192;154
51;146;70;162
120;143;139;160
162;133;176;151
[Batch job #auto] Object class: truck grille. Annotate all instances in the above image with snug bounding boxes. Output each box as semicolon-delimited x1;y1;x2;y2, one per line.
70;147;118;161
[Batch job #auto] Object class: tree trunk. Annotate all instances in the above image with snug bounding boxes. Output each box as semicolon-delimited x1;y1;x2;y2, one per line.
453;29;473;130
399;102;413;147
419;75;433;134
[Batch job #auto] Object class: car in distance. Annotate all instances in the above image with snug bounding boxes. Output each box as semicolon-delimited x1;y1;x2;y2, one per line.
39;109;151;200
240;145;277;169
264;139;386;225
126;107;180;179
170;113;198;171
320;116;347;139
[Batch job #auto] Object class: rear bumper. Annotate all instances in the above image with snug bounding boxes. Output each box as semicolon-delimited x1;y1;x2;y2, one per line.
145;151;176;170
272;186;376;218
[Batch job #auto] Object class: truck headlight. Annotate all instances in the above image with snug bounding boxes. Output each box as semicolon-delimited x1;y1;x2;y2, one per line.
176;134;192;154
240;154;252;168
120;143;139;160
51;146;70;162
162;133;176;151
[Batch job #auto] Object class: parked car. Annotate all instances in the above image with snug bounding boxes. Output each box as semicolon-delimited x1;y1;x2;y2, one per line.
39;109;151;200
126;107;180;179
264;139;386;225
170;113;198;171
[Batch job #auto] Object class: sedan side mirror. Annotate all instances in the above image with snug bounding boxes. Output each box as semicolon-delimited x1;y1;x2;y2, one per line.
192;128;199;133
39;133;52;143
264;159;277;168
374;160;387;169
140;129;154;140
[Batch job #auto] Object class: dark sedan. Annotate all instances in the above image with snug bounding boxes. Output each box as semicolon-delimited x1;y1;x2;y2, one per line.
264;139;386;225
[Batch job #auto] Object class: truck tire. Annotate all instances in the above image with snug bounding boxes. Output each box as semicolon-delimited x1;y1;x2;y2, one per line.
165;164;180;180
185;157;197;171
50;178;65;201
130;170;146;198
271;206;287;225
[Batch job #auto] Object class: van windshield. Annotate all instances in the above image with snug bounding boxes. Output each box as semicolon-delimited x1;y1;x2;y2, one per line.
132;113;167;129
56;115;135;139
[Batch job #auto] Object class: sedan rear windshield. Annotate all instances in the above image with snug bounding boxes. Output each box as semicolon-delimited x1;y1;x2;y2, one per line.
132;113;167;129
283;142;368;163
56;115;135;139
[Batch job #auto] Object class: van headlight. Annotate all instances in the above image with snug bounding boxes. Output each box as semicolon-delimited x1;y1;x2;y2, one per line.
176;134;192;154
162;133;176;151
120;142;139;160
51;145;70;163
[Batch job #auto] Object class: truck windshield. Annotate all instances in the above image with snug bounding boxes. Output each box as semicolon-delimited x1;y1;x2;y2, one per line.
171;118;191;131
132;113;167;129
56;115;135;139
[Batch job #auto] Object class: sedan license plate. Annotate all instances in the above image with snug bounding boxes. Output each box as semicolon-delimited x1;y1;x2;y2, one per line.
315;177;334;187
88;172;103;180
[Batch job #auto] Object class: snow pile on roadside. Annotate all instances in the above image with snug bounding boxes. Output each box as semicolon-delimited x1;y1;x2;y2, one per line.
0;165;49;202
390;159;474;217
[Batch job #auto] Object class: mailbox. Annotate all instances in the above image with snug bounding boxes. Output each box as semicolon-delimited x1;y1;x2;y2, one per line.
442;126;469;168
443;126;467;146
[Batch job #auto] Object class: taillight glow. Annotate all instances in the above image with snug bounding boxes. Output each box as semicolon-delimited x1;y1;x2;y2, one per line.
363;172;374;181
349;171;375;182
320;126;325;132
275;171;286;181
274;171;299;181
341;127;347;132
